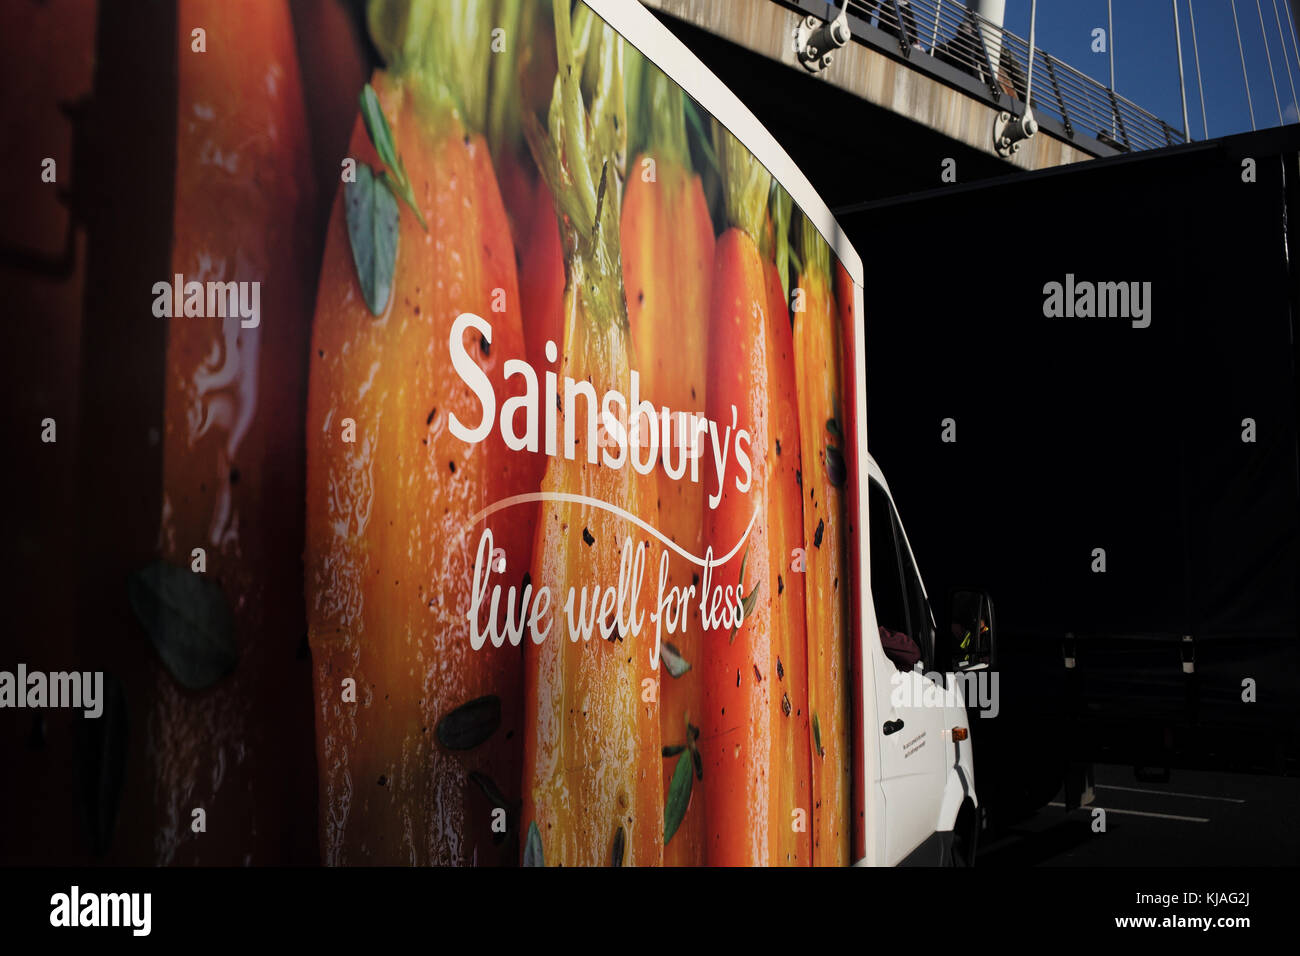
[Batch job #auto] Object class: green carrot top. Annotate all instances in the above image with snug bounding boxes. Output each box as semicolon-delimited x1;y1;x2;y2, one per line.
771;185;794;301
487;0;528;159
526;0;629;336
799;213;830;286
714;124;771;248
367;0;493;133
626;49;690;170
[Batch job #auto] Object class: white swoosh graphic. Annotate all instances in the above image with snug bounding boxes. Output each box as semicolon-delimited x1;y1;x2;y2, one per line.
468;492;756;567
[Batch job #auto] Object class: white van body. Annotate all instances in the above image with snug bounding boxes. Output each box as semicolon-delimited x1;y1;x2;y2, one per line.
857;456;978;866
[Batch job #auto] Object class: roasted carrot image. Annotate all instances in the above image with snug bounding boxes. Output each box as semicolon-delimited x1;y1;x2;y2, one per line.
488;0;555;240
793;215;852;866
133;0;322;865
521;0;663;867
517;175;566;375
291;0;371;241
304;0;533;865
487;0;566;379
488;0;537;244
621;53;715;866
703;130;811;866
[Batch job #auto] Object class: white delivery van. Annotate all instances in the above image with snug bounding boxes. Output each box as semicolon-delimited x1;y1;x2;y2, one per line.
858;454;989;865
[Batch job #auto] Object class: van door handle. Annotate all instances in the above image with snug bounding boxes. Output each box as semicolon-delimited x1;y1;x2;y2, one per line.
883;719;905;736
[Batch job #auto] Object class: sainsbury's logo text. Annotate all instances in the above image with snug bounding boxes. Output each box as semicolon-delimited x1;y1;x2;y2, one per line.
448;313;751;507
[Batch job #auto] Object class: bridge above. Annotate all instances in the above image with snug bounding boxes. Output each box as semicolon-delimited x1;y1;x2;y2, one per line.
642;0;1186;179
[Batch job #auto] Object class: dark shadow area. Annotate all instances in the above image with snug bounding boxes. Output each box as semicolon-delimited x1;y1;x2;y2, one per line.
839;127;1300;812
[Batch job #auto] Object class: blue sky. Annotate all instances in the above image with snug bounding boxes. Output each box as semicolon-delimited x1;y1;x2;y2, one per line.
997;1;1300;139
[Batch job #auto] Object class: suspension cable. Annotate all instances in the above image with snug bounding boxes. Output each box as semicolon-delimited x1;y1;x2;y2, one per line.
1108;0;1116;135
1188;1;1209;138
1284;0;1300;80
1173;0;1191;138
1271;0;1299;117
1024;0;1037;109
1108;0;1115;91
1257;0;1285;123
1233;0;1258;129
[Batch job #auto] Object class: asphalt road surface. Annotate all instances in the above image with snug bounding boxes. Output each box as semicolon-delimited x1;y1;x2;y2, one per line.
976;763;1300;866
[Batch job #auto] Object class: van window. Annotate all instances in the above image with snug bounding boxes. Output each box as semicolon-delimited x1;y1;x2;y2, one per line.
869;481;917;670
895;513;935;669
869;479;935;672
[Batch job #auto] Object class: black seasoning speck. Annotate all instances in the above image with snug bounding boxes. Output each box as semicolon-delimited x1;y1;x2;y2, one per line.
825;445;847;488
582;527;595;547
775;439;781;456
449;460;456;474
777;657;785;680
795;469;802;489
781;693;791;717
692;573;700;588
612;826;625;867
753;664;762;683
427;408;436;425
777;574;784;595
377;774;388;787
814;518;825;548
479;333;491;357
736;669;740;687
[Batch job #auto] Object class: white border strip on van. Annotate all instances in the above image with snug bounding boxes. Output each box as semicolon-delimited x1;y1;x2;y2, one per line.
854;280;878;866
582;0;866;288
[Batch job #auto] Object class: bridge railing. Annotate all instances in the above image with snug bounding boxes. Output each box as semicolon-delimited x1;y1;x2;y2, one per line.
837;0;1184;152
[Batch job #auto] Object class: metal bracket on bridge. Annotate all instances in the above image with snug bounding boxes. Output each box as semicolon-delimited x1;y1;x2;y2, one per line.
793;4;851;73
994;104;1039;157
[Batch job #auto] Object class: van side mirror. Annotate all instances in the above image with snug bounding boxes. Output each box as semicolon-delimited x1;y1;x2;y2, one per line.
949;588;996;671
